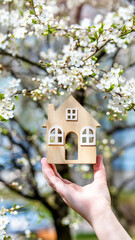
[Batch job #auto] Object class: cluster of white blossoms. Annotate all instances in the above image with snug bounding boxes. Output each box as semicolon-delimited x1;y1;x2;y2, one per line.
0;1;134;48
0;204;21;240
0;78;21;121
0;0;64;40
0;1;135;118
28;4;134;103
0;214;9;240
97;68;135;114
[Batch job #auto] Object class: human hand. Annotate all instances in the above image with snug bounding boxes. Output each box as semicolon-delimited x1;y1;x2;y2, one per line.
41;155;111;227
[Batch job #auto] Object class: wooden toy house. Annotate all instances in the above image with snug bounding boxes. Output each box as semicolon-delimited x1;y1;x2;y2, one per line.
42;95;101;164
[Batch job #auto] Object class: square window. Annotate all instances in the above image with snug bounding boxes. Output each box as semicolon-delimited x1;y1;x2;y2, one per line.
66;108;77;121
50;136;55;143
89;137;93;143
58;137;62;143
82;137;86;143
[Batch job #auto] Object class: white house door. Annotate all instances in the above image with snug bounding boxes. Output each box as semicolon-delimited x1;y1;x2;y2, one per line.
65;132;78;160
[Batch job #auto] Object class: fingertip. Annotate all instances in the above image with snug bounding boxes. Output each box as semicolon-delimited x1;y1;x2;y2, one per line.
94;155;103;170
41;158;47;167
94;155;106;181
97;155;103;164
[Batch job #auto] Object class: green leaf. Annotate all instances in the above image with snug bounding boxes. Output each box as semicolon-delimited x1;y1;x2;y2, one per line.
30;10;35;14
122;25;126;32
110;84;115;90
133;15;135;25
85;80;89;85
45;63;51;67
99;22;104;34
99;28;103;34
39;5;43;10
66;34;70;38
92;56;98;61
119;69;124;76
0;93;4;100
12;104;15;110
47;25;56;34
43;30;49;36
50;28;56;33
14;96;18;100
89;36;96;42
48;24;51;30
0;115;8;122
91;72;96;77
111;24;117;28
94;31;99;39
32;19;37;24
106;84;115;91
19;11;23;17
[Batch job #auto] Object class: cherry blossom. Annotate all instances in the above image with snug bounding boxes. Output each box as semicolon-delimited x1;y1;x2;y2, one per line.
0;78;21;121
0;1;134;118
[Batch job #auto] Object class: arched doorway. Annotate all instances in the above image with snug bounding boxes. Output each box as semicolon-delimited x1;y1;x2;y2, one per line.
65;132;78;160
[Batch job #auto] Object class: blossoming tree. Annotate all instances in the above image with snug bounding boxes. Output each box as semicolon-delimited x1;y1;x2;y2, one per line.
0;0;135;239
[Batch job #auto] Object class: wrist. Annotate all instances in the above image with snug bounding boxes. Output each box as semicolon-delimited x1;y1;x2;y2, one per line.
88;203;112;228
90;207;132;240
91;206;113;228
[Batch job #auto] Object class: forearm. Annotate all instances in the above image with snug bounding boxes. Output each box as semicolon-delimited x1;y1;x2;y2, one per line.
90;208;132;240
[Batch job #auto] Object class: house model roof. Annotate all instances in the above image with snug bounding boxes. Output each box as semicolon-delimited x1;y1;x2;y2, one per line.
42;95;101;128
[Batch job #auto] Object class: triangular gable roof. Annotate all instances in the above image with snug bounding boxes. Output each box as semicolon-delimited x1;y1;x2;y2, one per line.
43;95;101;127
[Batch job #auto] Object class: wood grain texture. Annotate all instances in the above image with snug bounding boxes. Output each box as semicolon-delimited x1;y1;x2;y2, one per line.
43;95;101;164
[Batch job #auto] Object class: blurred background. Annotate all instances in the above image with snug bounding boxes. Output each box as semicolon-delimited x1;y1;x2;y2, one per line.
0;0;135;239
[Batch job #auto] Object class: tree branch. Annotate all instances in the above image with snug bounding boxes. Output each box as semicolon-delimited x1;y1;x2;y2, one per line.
118;175;135;195
106;124;135;135
0;177;54;212
111;141;135;161
0;49;47;73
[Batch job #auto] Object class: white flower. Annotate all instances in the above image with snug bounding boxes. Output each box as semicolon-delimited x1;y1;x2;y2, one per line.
0;215;9;230
80;18;92;28
13;27;27;39
0;214;9;240
0;78;21;121
0;33;8;49
105;43;117;54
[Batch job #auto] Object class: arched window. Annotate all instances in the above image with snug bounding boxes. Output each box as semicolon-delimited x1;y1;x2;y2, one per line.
48;126;64;145
80;126;95;145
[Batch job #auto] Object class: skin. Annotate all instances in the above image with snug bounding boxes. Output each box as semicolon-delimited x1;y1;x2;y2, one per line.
41;155;132;240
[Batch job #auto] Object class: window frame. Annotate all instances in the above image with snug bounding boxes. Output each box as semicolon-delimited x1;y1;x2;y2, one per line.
48;126;64;145
66;108;78;121
80;126;96;146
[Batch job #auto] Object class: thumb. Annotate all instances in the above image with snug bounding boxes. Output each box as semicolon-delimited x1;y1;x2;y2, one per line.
94;155;107;183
